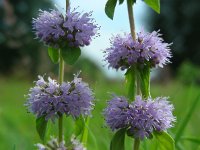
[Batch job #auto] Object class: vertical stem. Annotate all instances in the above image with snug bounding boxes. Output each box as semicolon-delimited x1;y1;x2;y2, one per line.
58;50;64;143
133;138;140;150
127;0;136;40
127;1;141;149
66;0;69;10
58;0;69;143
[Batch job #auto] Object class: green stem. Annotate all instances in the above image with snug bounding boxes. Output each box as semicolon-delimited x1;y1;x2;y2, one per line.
134;138;140;150
66;0;69;11
127;2;141;150
58;50;64;143
127;0;141;95
127;0;136;40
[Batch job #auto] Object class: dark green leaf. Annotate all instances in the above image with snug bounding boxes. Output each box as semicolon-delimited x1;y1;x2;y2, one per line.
125;67;136;101
137;65;150;98
181;136;200;145
105;0;118;20
61;47;81;65
118;0;124;5
48;47;59;64
74;116;85;137
110;128;126;150
36;116;48;141
127;0;136;6
144;0;160;13
175;95;200;143
154;131;175;150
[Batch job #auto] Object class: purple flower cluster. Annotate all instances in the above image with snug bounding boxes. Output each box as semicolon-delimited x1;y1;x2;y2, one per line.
26;75;94;120
33;8;99;48
104;95;175;140
104;96;129;130
36;136;86;150
104;30;172;70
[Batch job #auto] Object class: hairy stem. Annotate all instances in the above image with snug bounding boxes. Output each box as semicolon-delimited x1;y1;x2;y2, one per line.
127;2;141;150
127;1;140;95
58;50;65;143
127;0;136;40
134;138;140;150
66;0;69;11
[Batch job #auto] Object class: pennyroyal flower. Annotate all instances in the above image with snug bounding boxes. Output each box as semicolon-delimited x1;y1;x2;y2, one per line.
104;30;172;70
104;96;129;130
104;95;175;140
33;8;99;48
35;136;86;150
25;75;94;120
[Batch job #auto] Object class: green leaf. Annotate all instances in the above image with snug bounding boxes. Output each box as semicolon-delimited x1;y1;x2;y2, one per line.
81;117;90;147
118;0;124;5
74;116;85;137
137;65;150;98
144;0;160;13
175;94;200;143
36;116;48;141
48;47;59;64
61;47;81;65
181;136;200;145
110;128;126;150
105;0;118;20
125;67;136;101
127;0;136;6
154;131;175;150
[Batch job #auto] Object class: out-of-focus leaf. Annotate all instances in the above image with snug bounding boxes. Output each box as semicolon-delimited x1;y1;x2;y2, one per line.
125;67;136;101
175;95;200;143
48;47;59;64
105;0;118;20
61;47;81;65
110;128;126;150
36;116;48;141
127;0;136;6
74;116;85;137
119;0;124;5
181;136;200;145
154;131;175;150
144;0;160;13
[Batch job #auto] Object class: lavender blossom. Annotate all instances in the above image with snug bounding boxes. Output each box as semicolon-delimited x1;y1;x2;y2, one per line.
25;75;94;120
35;136;86;150
104;30;172;70
33;8;99;48
71;136;86;150
61;76;94;118
104;96;129;130
104;95;175;140
35;137;66;150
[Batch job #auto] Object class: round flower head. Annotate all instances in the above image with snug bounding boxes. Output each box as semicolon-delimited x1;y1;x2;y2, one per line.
127;96;176;140
104;95;175;140
25;75;94;120
104;96;129;130
61;76;94;118
104;30;172;70
33;8;99;48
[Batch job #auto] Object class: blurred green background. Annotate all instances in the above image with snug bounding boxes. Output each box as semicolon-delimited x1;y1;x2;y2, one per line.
0;0;200;150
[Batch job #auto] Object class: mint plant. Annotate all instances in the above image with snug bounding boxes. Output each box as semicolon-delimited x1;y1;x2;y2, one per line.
25;0;99;149
103;0;176;150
